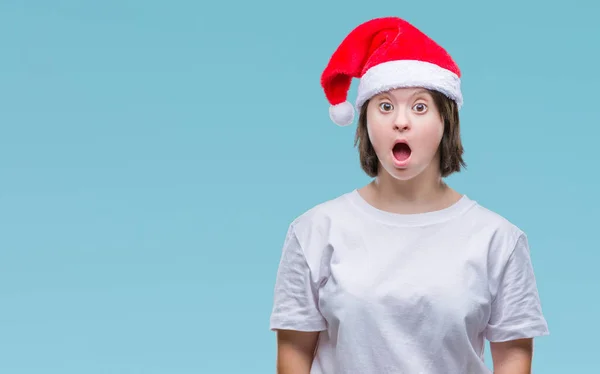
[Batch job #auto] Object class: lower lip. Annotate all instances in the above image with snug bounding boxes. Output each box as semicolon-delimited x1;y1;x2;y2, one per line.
391;152;411;168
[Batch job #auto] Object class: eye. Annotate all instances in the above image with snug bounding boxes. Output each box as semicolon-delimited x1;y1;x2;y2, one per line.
412;103;428;113
379;102;393;112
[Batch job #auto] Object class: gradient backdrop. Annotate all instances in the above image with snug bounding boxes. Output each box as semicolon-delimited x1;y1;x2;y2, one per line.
1;0;598;373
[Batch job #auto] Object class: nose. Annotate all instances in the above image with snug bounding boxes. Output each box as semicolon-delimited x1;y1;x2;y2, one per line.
392;110;410;132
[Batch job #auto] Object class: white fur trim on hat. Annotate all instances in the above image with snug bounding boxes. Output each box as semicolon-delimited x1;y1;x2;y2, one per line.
356;60;463;110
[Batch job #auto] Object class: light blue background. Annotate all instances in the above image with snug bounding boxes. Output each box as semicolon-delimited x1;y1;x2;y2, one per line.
1;0;598;372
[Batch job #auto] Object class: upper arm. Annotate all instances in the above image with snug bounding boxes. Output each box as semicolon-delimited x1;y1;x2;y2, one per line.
490;338;533;373
485;233;549;342
276;329;320;373
270;224;327;332
277;329;320;356
485;233;548;372
270;222;327;372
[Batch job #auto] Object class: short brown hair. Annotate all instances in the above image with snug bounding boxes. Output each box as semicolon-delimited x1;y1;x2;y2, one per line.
353;89;466;178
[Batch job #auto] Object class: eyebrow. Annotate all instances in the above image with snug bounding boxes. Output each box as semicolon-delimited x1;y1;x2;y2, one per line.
410;88;431;98
375;88;433;101
375;88;431;102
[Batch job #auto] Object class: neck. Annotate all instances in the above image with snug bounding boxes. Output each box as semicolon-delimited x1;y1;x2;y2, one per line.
359;161;461;215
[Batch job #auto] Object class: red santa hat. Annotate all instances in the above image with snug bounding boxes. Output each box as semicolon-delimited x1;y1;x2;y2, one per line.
321;17;463;126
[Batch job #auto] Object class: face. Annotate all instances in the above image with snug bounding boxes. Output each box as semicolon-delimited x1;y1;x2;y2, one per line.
366;87;444;181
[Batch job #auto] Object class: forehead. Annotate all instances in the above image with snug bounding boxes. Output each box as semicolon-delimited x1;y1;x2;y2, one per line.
373;87;432;100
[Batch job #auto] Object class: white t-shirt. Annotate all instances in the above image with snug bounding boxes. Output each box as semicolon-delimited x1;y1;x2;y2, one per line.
270;189;549;374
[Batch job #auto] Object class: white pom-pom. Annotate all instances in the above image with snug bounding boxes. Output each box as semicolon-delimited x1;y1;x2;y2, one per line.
329;101;355;126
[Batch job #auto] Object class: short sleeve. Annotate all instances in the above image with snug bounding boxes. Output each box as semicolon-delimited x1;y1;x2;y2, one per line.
269;225;327;332
485;233;550;342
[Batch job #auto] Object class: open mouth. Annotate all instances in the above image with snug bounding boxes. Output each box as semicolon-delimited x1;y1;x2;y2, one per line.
392;141;412;162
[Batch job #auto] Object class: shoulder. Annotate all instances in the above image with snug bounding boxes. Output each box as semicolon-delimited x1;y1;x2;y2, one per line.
285;190;355;259
469;201;523;233
289;190;354;235
465;198;527;262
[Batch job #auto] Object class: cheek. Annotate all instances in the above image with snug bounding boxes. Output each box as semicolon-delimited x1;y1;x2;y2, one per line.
366;108;395;138
366;121;388;154
417;121;444;150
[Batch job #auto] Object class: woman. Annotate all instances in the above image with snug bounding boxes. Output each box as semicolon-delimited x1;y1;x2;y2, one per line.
270;16;549;374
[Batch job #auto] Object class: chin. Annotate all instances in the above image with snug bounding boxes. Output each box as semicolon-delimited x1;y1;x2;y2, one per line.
382;163;422;181
390;170;421;181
